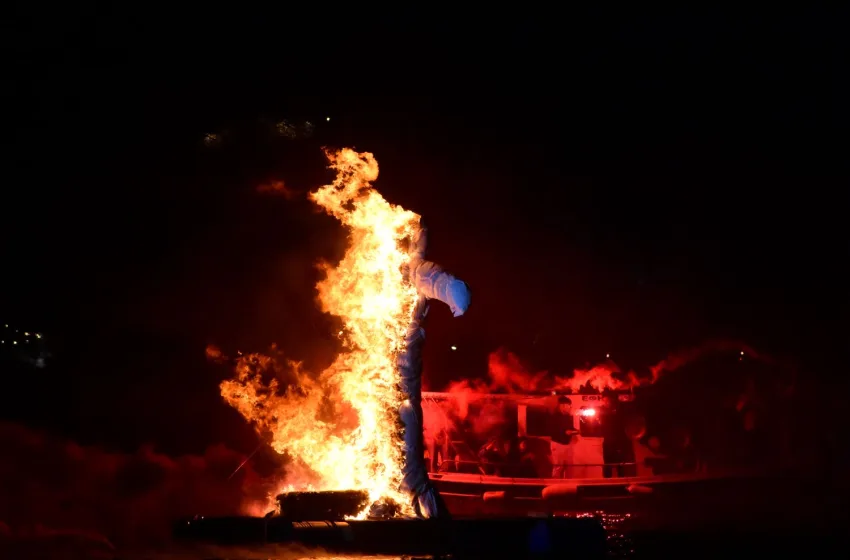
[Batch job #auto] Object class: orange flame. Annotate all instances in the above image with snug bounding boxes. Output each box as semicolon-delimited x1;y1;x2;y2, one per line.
220;148;421;515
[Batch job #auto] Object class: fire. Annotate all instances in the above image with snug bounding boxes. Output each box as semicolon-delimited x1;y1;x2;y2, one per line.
220;148;421;515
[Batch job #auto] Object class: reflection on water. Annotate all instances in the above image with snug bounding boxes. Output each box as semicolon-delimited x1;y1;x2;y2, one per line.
118;513;633;559
599;512;634;558
569;512;633;559
122;547;408;560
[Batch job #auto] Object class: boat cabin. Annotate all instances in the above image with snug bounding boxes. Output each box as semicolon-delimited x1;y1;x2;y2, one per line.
422;391;653;480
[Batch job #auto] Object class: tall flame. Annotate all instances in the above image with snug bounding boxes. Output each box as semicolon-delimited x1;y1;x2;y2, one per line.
220;148;420;514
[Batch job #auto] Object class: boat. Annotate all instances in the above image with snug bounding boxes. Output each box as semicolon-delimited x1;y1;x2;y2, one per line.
421;390;767;516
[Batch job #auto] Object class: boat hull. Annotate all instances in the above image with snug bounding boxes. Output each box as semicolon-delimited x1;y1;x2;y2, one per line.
431;470;782;517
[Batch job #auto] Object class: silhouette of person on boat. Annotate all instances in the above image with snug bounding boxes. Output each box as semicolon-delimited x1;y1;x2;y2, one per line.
478;436;514;476
601;392;635;477
549;396;579;478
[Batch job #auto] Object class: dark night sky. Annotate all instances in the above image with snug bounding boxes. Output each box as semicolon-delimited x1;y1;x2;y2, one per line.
2;7;847;455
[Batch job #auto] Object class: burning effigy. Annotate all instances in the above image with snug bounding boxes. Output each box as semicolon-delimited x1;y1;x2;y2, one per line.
398;218;471;517
219;148;466;518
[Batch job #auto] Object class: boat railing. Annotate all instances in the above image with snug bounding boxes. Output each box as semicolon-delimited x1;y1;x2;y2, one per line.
434;458;640;478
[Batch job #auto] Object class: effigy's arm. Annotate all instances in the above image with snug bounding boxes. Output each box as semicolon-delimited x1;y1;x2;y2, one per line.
409;259;471;317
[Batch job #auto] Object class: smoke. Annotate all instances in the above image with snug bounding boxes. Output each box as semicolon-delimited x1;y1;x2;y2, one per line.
474;340;776;396
257;179;300;200
205;344;226;364
444;349;545;406
425;341;780;440
441;347;635;412
0;422;278;551
648;339;781;382
552;362;637;393
432;349;546;439
486;349;548;392
551;339;778;393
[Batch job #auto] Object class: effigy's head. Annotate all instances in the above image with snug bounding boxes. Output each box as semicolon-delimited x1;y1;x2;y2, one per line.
409;216;428;260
